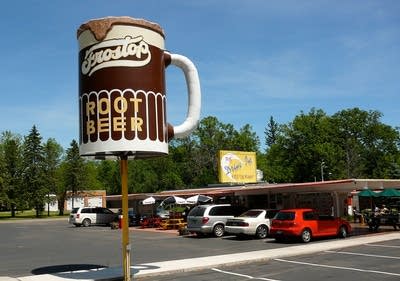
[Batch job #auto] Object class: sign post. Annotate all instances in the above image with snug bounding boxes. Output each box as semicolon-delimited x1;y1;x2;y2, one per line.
77;17;201;281
120;155;130;280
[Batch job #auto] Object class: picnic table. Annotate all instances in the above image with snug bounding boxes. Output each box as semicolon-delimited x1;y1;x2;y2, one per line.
160;218;187;230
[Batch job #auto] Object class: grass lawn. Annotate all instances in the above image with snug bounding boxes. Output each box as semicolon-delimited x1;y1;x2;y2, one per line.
0;209;70;220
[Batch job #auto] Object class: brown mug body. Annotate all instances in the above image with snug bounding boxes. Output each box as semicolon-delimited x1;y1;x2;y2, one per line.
78;17;200;159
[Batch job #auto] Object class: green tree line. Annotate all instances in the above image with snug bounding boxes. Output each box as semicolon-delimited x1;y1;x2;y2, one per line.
1;109;399;217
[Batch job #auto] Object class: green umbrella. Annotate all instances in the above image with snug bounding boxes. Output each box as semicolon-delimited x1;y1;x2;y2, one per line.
378;188;400;197
357;189;378;211
358;189;378;197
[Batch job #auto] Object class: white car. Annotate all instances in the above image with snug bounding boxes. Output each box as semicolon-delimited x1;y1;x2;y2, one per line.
225;209;279;239
69;207;117;227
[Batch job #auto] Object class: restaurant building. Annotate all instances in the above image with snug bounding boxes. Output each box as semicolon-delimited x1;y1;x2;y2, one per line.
106;179;400;217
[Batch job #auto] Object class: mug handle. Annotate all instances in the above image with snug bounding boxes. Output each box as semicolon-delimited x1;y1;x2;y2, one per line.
167;53;201;138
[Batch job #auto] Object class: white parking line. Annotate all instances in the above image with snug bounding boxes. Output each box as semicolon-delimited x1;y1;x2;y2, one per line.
274;258;400;277
325;250;400;259
365;243;400;249
211;268;281;281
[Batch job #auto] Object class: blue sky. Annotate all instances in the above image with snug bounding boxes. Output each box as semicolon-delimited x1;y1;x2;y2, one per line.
1;0;399;150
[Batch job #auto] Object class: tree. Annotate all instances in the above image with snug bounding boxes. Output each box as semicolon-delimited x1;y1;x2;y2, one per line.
0;143;8;211
264;108;344;182
64;140;86;210
43;138;63;216
191;116;234;185
265;116;279;148
233;124;260;152
332;108;400;178
22;126;46;217
170;137;202;188
149;155;184;191
128;160;159;193
96;160;120;195
264;108;400;183
0;132;23;216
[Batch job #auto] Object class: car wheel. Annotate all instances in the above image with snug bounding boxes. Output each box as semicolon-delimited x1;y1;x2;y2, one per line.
213;224;225;237
82;218;91;227
301;228;312;243
338;226;348;238
255;225;268;239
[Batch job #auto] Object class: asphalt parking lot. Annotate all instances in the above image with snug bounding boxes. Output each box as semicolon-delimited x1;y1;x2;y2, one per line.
137;239;400;280
0;218;285;277
0;219;399;280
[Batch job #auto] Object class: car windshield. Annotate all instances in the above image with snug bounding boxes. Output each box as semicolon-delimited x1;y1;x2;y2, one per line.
274;211;295;220
239;210;262;217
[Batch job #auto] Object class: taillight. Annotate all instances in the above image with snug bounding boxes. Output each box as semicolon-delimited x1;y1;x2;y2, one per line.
202;217;209;224
76;214;80;219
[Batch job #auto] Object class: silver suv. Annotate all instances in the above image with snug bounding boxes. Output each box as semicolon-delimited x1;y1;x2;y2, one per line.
69;207;117;227
187;204;238;237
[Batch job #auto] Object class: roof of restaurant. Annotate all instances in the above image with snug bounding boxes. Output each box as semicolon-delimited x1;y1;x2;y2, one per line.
106;178;400;201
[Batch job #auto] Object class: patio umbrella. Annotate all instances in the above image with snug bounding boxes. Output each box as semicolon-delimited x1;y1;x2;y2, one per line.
378;188;400;197
357;189;378;197
186;194;213;204
357;189;377;210
142;196;156;205
160;196;187;206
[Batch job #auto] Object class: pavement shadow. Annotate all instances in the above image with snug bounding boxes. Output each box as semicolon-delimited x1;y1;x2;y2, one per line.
31;264;107;275
30;264;160;280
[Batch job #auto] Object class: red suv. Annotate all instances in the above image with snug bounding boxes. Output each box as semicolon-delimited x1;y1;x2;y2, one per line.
270;208;351;243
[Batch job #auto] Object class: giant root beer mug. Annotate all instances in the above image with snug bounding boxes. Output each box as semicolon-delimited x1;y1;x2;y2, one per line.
77;17;201;158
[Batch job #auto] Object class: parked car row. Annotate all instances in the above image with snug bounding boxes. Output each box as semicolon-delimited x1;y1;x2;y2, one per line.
69;205;352;244
187;205;352;243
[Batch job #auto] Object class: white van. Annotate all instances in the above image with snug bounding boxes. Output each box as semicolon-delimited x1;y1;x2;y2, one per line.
69;207;117;227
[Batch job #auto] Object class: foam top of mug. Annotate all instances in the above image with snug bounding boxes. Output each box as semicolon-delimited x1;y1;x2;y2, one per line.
77;16;164;41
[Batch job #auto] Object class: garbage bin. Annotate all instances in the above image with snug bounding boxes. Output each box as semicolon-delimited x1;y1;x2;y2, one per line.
118;214;123;229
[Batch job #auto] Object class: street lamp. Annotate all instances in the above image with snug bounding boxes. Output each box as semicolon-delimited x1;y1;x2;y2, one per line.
321;161;326;181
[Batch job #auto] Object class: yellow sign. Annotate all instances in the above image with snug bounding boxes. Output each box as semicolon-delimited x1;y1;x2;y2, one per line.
218;150;257;183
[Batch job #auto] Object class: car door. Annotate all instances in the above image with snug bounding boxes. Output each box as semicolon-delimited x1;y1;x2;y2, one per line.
102;208;116;224
91;208;101;224
302;211;319;236
318;215;338;235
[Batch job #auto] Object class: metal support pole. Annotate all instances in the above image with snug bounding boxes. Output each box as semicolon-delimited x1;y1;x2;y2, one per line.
120;155;131;281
